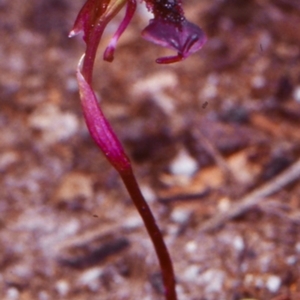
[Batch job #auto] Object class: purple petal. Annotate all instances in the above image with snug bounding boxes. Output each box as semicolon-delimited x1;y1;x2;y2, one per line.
142;18;206;63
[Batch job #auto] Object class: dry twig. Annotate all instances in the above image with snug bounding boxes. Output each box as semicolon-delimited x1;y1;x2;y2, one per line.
200;158;300;232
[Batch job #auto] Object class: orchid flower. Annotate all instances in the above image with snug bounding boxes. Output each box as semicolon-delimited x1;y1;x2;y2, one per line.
70;1;206;299
70;0;206;68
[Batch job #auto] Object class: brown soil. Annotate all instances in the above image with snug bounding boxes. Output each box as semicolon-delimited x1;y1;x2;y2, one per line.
1;0;300;299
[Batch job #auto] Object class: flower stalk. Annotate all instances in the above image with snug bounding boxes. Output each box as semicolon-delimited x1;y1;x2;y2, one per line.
77;50;177;300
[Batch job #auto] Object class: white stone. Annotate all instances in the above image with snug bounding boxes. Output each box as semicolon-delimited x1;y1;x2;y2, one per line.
6;287;19;300
123;215;143;230
200;74;219;99
0;151;19;171
131;72;178;114
170;149;198;177
38;291;49;300
233;236;245;252
66;77;78;92
11;263;31;278
62;219;80;236
175;284;189;300
252;75;266;89
217;197;231;212
132;72;177;95
29;104;79;144
286;255;297;265
197;269;225;293
171;208;191;224
293;86;300;102
202;84;217;99
182;265;200;281
78;268;103;291
55;280;69;296
140;185;156;204
266;275;281;293
153;92;175;115
296;242;300;253
185;241;197;253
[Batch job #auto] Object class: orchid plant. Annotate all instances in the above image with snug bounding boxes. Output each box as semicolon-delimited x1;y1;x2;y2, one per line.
70;0;206;299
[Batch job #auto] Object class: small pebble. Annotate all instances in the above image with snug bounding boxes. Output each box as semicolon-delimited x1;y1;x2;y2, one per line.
55;280;69;297
171;208;191;224
252;75;266;89
132;72;177;95
78;268;103;291
266;275;281;293
66;77;78;92
169;149;198;177
197;269;225;293
233;235;245;252
38;291;49;300
182;265;200;281
29;104;79;144
55;172;93;203
296;242;300;253
123;215;143;230
0;151;19;171
185;241;197;253
140;185;156;204
217;197;231;212
293;86;300;102
286;255;297;265
6;287;19;300
200;74;219;99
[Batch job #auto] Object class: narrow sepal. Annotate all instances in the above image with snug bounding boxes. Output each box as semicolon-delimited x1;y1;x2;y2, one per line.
69;0;123;43
103;0;137;62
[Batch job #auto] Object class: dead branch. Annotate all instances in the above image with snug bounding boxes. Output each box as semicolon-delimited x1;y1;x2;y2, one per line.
200;158;300;232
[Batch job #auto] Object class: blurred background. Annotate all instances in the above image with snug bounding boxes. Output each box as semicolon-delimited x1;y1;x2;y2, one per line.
1;0;300;299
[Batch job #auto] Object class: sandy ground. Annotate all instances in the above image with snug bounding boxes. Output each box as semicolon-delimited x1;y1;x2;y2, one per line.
1;0;300;299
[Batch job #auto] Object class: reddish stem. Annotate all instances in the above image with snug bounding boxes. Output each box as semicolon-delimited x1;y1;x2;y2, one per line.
80;18;177;300
82;22;106;85
120;168;177;300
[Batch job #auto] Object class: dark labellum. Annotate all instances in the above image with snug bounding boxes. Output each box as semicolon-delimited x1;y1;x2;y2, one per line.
145;0;185;25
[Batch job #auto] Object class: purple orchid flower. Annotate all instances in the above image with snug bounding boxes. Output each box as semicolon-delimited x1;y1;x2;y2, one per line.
70;1;206;299
70;0;206;65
